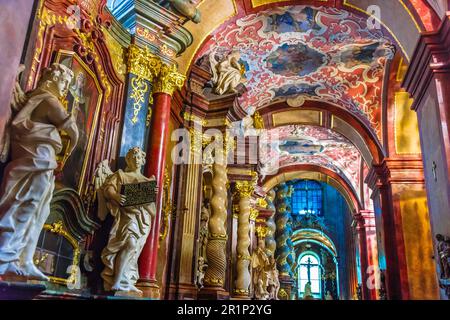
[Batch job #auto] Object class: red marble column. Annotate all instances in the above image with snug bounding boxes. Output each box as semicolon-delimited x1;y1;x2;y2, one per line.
137;64;185;298
354;213;370;300
355;210;378;300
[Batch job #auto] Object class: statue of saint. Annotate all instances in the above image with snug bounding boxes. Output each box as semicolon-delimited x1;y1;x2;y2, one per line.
0;63;78;280
266;255;280;300
199;199;210;262
209;51;246;95
436;234;450;279
95;147;157;293
303;281;314;300
252;239;270;300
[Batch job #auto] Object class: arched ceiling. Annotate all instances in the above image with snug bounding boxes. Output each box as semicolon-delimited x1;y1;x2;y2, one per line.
196;5;394;139
259;124;362;194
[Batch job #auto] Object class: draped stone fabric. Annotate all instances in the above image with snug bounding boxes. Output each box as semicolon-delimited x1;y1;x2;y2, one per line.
101;169;156;291
0;90;74;272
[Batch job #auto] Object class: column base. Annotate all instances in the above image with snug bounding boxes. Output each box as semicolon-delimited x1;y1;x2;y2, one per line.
0;280;47;300
167;283;198;300
136;280;160;299
198;287;230;300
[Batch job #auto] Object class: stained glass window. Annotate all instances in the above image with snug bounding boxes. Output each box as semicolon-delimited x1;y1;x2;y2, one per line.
298;253;322;298
291;180;323;215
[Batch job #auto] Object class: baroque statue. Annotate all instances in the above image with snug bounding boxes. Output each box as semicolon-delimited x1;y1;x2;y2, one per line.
168;0;201;23
251;238;280;300
196;199;210;288
0;63;79;281
209;50;246;96
436;234;450;279
267;255;280;300
95;147;157;293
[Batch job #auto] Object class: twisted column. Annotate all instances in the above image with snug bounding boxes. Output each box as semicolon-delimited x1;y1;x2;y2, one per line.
275;183;291;276
265;189;277;257
285;185;296;278
234;181;255;297
204;163;228;288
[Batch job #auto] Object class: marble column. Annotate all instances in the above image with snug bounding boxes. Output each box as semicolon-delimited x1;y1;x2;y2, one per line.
366;159;439;300
354;211;379;300
137;64;185;298
265;189;277;257
200;161;229;299
233;181;255;298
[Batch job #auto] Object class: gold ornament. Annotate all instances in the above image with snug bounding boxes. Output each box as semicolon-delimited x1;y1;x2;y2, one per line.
127;44;161;82
250;208;259;221
235;181;255;198
153;63;186;96
253;111;264;129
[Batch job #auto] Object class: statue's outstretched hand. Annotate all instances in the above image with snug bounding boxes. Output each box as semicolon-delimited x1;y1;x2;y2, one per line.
111;192;127;207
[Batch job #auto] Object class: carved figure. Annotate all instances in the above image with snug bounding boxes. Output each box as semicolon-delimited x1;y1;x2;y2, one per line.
209;51;246;95
168;0;201;23
267;255;280;300
252;239;270;300
0;63;78;281
436;234;450;279
95;147;157;293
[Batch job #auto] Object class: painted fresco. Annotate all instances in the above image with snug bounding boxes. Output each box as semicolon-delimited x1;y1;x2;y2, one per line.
259;125;362;195
197;6;396;139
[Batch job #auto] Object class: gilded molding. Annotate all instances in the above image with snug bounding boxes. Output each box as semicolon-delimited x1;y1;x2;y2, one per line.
42;221;80;286
250;208;259;221
235;181;255;198
256;225;268;239
153;63;186;96
127;44;161;82
130;76;150;125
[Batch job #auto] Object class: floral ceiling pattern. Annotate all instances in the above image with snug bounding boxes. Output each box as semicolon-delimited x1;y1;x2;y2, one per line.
196;5;396;140
259;125;362;196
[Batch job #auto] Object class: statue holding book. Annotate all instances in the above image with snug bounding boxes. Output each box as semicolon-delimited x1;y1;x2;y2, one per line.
95;147;157;293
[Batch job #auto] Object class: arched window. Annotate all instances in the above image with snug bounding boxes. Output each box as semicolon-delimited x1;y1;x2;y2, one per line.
291;180;323;215
298;253;322;298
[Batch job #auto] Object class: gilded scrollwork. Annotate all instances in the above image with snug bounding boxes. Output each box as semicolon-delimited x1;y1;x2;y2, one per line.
160;165;174;242
127;44;161;82
153;63;186;96
130;76;150;125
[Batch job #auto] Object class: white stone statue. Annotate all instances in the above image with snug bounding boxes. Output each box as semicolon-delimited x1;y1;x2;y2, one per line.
95;147;157;293
252;239;270;300
0;63;79;280
303;281;314;300
209;50;246;95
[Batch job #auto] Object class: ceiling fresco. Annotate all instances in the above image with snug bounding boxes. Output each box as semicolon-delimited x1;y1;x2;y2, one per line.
196;5;396;139
259;125;363;196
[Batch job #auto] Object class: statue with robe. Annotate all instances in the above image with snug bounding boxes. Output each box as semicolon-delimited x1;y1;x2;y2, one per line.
252;239;270;300
267;255;280;300
436;234;450;279
303;281;314;300
209;50;246;95
95;147;157;293
0;63;78;281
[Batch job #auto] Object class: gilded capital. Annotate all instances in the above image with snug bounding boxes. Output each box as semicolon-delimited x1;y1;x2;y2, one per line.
235;181;255;198
127;44;161;82
153;63;186;96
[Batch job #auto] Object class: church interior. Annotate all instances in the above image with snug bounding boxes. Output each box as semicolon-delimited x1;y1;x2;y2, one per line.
0;0;449;301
